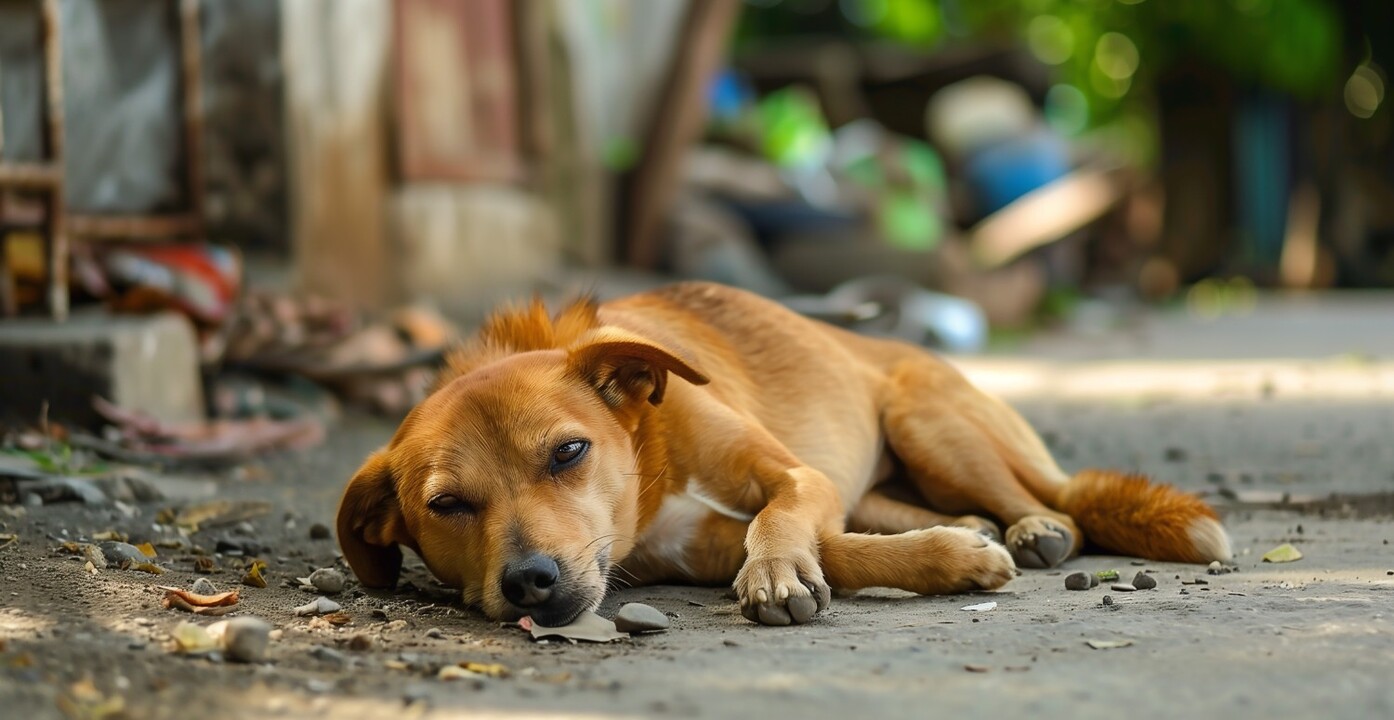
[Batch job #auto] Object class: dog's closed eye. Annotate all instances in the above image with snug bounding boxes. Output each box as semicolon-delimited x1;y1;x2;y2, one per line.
550;440;590;474
428;494;476;515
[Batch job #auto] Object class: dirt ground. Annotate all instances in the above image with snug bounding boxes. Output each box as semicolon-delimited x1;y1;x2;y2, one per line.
3;297;1394;720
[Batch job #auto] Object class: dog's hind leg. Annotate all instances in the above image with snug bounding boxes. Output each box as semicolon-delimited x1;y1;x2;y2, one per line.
819;528;1016;594
879;359;1081;569
849;489;1000;543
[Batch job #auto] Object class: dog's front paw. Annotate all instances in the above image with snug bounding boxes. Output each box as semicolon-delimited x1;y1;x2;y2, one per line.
734;554;831;626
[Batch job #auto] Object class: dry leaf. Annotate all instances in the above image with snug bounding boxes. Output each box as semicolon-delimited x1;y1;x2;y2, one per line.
161;587;240;607
90;530;128;542
242;560;268;588
135;542;157;558
170;622;219;654
527;611;628;644
960;601;997;612
459;661;510;678
128;561;165;575
1262;543;1303;563
173;500;272;531
193;556;216;574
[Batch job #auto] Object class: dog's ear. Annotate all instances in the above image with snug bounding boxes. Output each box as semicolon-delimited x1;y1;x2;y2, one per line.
569;328;710;406
337;451;408;588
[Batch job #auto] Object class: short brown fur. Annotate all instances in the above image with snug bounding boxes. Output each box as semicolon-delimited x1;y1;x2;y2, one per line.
338;282;1231;626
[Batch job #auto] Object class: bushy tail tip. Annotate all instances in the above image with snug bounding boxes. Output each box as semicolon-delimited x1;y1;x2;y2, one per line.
1057;470;1232;564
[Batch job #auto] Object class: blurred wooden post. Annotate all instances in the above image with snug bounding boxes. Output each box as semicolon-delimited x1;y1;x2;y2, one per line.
282;0;393;309
624;0;740;269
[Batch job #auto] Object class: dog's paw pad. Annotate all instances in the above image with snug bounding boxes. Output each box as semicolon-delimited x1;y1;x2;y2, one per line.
1007;518;1074;569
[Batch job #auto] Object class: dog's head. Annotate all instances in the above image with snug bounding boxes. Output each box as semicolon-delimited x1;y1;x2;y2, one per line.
336;325;708;625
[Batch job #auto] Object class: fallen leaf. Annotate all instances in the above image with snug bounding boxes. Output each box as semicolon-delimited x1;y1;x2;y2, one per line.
193;556;216;574
527;611;628;643
0;533;16;551
242;560;268;588
1095;570;1120;582
135;542;157;558
1086;639;1133;650
160;587;240;607
437;665;482;681
460;661;510;678
173;500;272;531
56;678;126;720
960;601;997;612
170;622;219;654
127;561;165;575
1262;543;1303;563
90;531;127;543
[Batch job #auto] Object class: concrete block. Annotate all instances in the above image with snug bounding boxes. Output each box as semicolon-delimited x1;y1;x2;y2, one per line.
0;311;205;429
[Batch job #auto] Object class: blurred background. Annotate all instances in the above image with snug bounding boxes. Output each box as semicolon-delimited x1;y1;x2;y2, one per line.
1;0;1392;432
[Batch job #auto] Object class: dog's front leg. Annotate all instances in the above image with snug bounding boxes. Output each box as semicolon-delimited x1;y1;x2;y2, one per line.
727;456;844;626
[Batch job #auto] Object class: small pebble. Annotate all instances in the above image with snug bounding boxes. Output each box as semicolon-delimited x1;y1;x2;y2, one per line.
348;635;373;652
233;521;256;536
294;597;342;616
425;628;444;639
1130;560;1146;566
22;493;43;508
1164;447;1188;462
1207;561;1229;575
1110;583;1137;592
309;523;332;540
223;617;272;663
310;646;347;666
97;541;146;566
307;568;346;594
1064;572;1092;591
1132;572;1157;590
1102;595;1114;606
613;603;670;633
191;578;218;596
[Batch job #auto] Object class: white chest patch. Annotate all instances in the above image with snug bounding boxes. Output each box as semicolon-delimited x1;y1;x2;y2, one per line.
635;494;708;574
635;485;755;574
684;482;755;522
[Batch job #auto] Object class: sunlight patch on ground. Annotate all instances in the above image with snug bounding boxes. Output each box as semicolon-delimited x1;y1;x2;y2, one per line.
952;358;1394;402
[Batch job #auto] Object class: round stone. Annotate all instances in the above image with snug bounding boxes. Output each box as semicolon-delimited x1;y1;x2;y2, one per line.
223;617;272;663
307;568;346;594
1064;572;1092;591
613;603;670;633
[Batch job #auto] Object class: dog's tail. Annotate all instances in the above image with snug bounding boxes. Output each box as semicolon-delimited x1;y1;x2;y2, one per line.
1053;469;1232;564
971;391;1232;564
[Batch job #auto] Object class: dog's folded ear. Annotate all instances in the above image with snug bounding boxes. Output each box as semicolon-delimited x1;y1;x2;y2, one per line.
337;451;409;588
568;328;710;406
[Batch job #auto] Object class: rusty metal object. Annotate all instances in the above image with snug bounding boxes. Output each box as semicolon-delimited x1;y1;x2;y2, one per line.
179;0;205;222
41;0;67;319
67;214;203;240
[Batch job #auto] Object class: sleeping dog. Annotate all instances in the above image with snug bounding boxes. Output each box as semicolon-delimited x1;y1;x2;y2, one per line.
337;282;1231;626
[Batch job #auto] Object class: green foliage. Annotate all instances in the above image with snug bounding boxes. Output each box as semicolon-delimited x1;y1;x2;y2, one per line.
876;0;1343;127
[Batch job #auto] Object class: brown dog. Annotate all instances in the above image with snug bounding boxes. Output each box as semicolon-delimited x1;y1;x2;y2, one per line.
338;282;1231;626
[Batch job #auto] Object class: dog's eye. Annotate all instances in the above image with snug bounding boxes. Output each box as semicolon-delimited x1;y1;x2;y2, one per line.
427;494;474;515
550;440;589;473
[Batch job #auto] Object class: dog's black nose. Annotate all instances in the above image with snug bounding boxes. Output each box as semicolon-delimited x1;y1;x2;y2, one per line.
501;553;560;608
